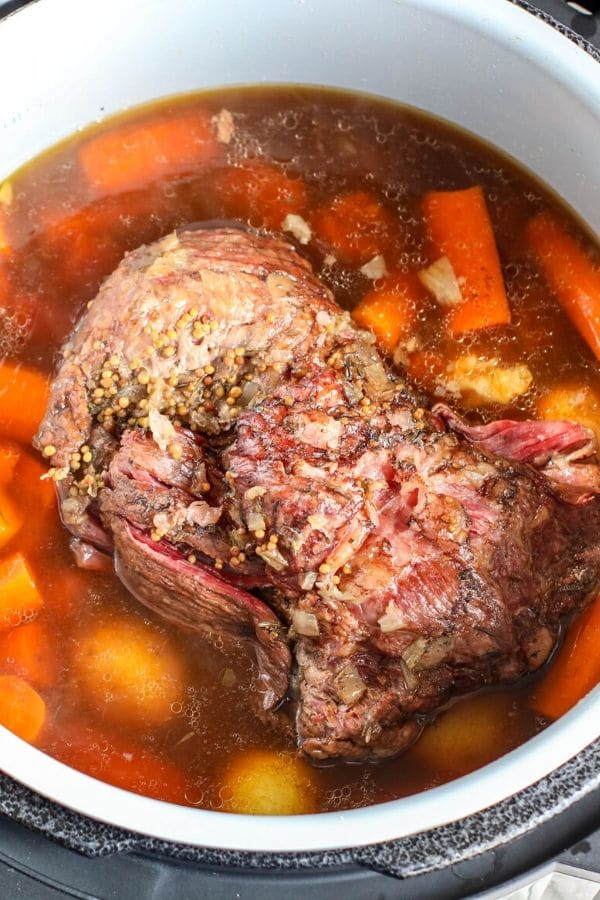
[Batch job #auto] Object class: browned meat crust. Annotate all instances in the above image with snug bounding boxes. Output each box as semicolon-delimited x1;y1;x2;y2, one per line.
35;227;600;757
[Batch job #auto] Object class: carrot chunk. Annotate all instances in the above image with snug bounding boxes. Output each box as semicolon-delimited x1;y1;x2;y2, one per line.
0;674;46;743
0;490;22;549
43;207;124;291
532;593;600;720
79;111;221;193
213;162;308;230
0;441;20;486
351;273;422;355
526;211;600;362
537;383;600;445
11;450;58;559
14;450;55;511
422;186;510;335
311;191;398;265
50;726;189;804
0;621;57;689
0;553;43;630
0;362;49;444
405;350;447;393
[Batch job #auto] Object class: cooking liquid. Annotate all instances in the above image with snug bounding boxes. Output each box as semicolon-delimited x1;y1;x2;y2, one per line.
1;86;599;813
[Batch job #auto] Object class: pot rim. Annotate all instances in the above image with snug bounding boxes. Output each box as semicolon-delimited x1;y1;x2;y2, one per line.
0;687;599;853
0;0;598;855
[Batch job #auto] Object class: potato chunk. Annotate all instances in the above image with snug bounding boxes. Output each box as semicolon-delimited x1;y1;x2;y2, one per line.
221;749;317;815
537;383;600;444
409;692;515;776
0;674;46;744
445;354;532;407
74;616;185;728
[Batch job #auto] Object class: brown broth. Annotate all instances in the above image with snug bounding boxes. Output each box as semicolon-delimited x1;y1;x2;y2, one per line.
0;85;598;814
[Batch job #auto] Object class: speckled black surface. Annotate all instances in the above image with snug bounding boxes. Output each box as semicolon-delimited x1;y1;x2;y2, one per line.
0;0;598;882
509;0;600;59
0;735;599;876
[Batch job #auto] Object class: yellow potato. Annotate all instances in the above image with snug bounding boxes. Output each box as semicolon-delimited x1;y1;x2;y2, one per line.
74;616;185;728
537;383;600;444
222;749;317;815
409;692;515;776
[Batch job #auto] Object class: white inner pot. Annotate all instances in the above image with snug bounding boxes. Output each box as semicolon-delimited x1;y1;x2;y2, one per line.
0;0;598;853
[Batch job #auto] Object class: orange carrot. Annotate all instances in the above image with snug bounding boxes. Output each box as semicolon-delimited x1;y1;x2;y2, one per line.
405;350;447;392
352;273;422;355
422;186;510;335
526;211;600;362
51;726;189;804
15;449;56;512
0;362;49;444
213;162;308;230
311;191;397;265
43;207;123;290
0;441;20;486
0;674;46;743
537;383;600;446
79;111;221;194
41;190;168;295
532;593;600;720
0;621;56;689
0;490;22;549
0;553;43;630
12;450;58;557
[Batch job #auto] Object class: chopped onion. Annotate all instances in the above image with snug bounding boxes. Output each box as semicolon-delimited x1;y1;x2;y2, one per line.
256;545;288;572
245;486;267;501
41;466;70;482
418;256;462;307
378;601;408;634
240;379;259;407
247;510;266;532
399;658;418;690
282;213;312;245
213;108;235;144
70;538;112;572
307;513;329;532
402;637;427;670
148;407;176;452
185;500;222;527
292;609;320;637
402;636;453;671
300;571;317;591
61;497;88;526
335;665;367;705
360;254;387;280
222;667;237;688
418;636;454;669
362;362;395;399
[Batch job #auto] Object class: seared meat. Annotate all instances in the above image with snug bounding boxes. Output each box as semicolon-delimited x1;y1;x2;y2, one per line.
35;227;600;757
225;369;600;757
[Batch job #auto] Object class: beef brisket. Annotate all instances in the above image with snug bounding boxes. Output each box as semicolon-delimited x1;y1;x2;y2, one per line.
35;227;600;757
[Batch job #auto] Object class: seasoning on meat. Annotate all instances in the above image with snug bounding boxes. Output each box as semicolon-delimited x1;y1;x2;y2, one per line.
35;227;600;758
